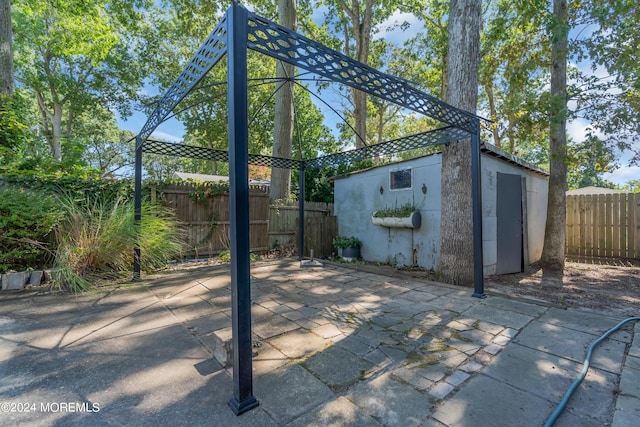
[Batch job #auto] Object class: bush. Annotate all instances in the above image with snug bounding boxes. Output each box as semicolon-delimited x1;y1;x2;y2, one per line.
332;235;362;249
53;196;186;292
0;187;62;273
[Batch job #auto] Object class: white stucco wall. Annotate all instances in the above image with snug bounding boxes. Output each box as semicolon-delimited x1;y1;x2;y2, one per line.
333;152;549;276
333;155;442;269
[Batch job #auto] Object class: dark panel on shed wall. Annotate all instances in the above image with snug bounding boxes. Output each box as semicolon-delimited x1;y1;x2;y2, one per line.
496;172;523;274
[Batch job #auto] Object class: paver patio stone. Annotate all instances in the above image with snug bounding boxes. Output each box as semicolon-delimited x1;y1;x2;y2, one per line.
268;329;328;359
346;372;432;427
514;319;627;373
432;375;555;427
254;363;334;425
429;381;455;399
462;304;535;330
285;396;383;427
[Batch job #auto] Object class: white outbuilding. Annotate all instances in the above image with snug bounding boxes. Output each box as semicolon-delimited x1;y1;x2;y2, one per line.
332;143;549;276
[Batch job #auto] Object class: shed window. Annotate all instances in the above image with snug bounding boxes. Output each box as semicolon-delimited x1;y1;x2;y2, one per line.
390;168;412;190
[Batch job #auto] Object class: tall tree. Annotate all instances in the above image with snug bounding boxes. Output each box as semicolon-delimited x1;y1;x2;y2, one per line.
270;0;297;201
341;0;374;148
0;0;14;96
438;0;481;285
571;0;640;166
401;0;450;99
479;0;549;153
12;0;151;162
540;0;568;270
322;0;399;148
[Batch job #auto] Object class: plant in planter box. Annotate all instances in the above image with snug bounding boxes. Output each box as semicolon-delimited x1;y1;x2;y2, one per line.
332;235;362;259
372;203;417;218
372;203;421;229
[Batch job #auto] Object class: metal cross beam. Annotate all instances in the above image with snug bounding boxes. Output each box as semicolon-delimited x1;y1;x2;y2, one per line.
136;15;229;147
143;139;298;170
246;13;480;134
143;126;469;172
306;126;469;169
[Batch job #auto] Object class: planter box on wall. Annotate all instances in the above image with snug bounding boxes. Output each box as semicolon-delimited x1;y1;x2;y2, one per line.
371;211;422;229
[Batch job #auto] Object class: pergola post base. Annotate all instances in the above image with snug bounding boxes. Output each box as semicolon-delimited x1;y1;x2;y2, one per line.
228;396;259;416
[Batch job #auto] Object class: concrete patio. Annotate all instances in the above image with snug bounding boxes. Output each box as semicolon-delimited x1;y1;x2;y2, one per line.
0;259;638;426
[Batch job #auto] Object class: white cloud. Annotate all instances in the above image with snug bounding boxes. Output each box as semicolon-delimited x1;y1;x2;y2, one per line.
566;118;589;143
603;165;640;186
151;130;182;143
374;11;425;44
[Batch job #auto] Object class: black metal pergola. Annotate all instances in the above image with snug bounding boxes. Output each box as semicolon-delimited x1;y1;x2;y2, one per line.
133;3;484;415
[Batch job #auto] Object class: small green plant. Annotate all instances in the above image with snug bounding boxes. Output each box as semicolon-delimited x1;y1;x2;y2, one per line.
373;203;417;218
333;235;362;249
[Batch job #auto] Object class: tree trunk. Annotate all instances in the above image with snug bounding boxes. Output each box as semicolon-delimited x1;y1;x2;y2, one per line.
270;0;297;202
50;103;63;162
441;51;448;101
438;0;481;286
343;0;374;148
540;0;568;271
0;0;14;96
485;83;501;148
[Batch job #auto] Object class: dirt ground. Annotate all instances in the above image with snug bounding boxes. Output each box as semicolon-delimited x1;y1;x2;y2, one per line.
484;259;640;318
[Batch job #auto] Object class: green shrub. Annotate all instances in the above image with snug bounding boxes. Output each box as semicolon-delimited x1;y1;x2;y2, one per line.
0;187;62;273
53;196;186;292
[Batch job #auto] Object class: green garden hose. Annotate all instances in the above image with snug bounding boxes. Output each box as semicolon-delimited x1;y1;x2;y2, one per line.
544;316;640;427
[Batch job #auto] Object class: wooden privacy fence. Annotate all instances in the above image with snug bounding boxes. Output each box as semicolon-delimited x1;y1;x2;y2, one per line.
154;184;270;257
269;200;337;258
295;216;338;259
566;193;640;259
153;184;337;258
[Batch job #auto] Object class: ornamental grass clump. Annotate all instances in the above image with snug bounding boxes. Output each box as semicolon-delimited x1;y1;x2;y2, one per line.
53;195;185;293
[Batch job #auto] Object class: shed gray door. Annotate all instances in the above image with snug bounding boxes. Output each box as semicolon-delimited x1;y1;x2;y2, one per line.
496;173;522;274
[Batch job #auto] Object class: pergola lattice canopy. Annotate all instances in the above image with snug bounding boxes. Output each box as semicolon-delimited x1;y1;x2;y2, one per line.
133;3;484;416
136;5;480;149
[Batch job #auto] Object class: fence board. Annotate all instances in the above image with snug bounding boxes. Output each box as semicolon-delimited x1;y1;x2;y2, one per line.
612;194;620;257
619;194;627;258
268;201;334;249
595;194;602;256
566;192;639;260
566;198;578;255
631;194;640;259
633;194;637;257
579;195;586;257
586;195;593;256
604;194;612;257
295;216;338;259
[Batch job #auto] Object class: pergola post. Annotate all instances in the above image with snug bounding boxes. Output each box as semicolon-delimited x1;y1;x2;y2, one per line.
227;3;259;416
298;161;305;260
133;139;142;281
471;127;485;298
